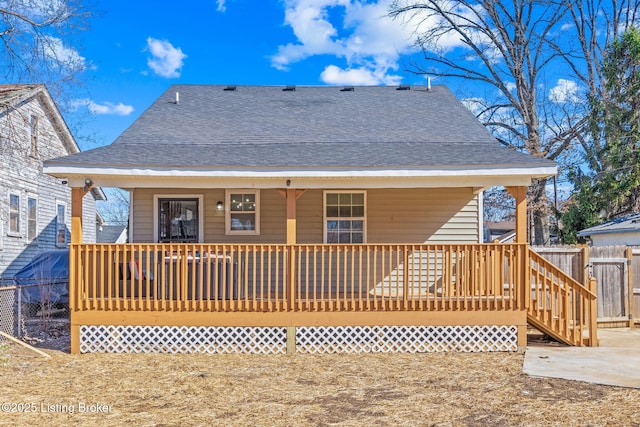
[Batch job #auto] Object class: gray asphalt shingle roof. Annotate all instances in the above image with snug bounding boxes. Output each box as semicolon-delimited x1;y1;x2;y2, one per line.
578;213;640;237
96;225;127;243
46;84;555;171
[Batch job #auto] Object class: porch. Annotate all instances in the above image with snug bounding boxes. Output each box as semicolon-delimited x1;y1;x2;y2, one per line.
69;243;598;353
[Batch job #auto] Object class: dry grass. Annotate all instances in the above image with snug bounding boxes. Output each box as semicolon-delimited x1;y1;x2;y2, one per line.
1;338;640;427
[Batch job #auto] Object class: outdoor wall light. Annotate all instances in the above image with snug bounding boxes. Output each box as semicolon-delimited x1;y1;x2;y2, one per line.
83;178;93;192
216;201;224;211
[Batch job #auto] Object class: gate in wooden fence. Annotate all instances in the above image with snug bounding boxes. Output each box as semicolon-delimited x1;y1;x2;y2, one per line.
532;246;637;327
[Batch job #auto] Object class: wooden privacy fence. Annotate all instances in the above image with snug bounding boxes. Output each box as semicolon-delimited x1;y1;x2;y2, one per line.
533;245;638;327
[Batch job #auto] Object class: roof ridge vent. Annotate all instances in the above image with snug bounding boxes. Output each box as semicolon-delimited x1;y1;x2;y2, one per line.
283;85;296;91
340;86;354;92
223;85;237;91
396;84;411;91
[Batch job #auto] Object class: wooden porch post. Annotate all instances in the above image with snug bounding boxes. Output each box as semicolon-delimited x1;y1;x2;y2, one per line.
70;187;87;354
279;188;306;244
506;186;527;243
71;187;86;244
286;189;297;245
283;188;305;353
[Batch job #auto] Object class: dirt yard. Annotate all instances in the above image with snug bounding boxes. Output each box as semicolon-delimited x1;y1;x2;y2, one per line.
1;330;640;427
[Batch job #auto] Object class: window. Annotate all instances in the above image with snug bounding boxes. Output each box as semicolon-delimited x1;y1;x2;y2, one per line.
226;190;260;235
157;198;200;243
30;115;38;157
9;193;20;235
324;191;366;244
56;202;67;246
27;196;37;242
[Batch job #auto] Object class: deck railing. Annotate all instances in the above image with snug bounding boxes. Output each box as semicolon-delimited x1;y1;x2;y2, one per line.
69;243;530;314
527;248;598;346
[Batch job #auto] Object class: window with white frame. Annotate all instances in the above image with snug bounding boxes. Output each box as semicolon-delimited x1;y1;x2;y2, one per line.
324;191;366;243
27;196;37;242
226;190;260;235
56;202;67;246
9;193;20;236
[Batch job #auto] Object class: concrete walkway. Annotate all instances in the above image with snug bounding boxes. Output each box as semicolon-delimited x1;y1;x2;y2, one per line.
523;328;640;388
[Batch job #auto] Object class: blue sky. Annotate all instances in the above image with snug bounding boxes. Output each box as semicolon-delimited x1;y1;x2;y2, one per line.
67;0;434;150
46;0;587;210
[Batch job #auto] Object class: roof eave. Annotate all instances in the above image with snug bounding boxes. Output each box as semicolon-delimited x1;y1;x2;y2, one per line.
578;227;640;237
44;164;556;189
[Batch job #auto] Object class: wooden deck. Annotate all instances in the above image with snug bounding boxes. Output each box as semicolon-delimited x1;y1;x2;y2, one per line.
68;243;598;353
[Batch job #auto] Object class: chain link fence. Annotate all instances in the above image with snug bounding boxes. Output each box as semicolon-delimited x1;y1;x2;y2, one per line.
0;278;70;344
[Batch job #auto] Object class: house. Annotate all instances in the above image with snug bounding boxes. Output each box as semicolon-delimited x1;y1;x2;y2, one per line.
0;84;105;279
578;212;640;246
43;84;597;354
97;224;128;244
484;221;516;243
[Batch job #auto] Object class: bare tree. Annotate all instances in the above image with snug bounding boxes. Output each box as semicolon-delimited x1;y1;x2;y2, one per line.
561;1;640;171
97;188;129;226
1;1;92;99
389;0;635;244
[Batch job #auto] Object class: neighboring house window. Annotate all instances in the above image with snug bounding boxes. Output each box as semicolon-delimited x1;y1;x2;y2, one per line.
226;190;260;235
30;115;38;157
27;196;37;242
9;193;20;236
324;191;366;244
56;202;67;246
157;197;200;243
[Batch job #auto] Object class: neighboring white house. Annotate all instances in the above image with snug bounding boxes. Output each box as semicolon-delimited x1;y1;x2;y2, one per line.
0;84;105;278
96;225;127;244
578;212;640;246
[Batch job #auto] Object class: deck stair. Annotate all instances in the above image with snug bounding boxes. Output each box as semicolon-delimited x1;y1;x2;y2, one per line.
526;248;598;346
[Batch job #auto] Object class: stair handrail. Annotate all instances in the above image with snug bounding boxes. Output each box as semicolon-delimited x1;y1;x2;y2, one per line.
528;248;598;346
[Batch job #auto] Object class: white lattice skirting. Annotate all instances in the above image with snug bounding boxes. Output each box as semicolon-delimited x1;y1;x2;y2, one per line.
79;325;518;354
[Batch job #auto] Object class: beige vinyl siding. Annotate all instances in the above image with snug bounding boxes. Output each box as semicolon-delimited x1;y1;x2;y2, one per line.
132;187;479;244
296;190;323;243
367;188;479;243
131;189;286;243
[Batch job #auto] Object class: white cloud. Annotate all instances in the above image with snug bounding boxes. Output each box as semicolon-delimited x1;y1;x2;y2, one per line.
560;22;575;32
70;99;134;116
320;64;402;85
549;79;580;103
146;37;187;78
271;0;482;85
321;65;380;85
40;35;88;72
271;0;417;84
216;0;226;12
